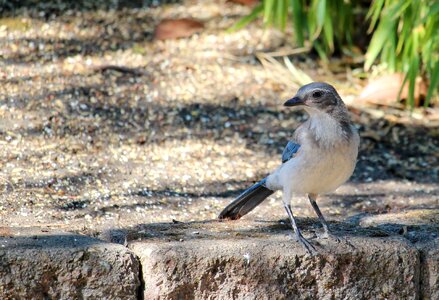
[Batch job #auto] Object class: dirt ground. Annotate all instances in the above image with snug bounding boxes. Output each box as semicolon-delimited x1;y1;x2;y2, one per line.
0;0;438;237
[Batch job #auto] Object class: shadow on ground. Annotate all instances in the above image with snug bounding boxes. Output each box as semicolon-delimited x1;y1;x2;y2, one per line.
99;208;439;247
0;1;437;233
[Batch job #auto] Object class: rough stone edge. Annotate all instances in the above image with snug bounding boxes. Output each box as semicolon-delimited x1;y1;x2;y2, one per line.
417;238;439;300
0;228;142;299
102;230;439;300
3;226;436;299
128;235;422;299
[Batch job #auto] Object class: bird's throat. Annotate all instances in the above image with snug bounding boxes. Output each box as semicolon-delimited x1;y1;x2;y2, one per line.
307;111;349;148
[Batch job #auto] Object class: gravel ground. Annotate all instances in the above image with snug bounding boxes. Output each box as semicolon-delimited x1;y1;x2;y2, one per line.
0;0;438;237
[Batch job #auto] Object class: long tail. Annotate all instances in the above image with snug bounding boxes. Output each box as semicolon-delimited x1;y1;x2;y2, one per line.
218;178;274;220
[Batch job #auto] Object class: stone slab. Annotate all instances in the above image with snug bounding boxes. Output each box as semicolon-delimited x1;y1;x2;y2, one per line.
121;219;420;300
354;209;439;300
418;238;439;300
0;227;140;299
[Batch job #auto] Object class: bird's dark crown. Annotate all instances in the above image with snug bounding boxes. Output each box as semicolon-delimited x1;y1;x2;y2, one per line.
284;82;345;112
296;82;341;110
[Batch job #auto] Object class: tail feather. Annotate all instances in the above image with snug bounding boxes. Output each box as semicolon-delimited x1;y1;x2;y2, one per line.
218;178;274;220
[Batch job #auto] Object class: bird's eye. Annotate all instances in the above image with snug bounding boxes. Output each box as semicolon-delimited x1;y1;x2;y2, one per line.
312;91;323;98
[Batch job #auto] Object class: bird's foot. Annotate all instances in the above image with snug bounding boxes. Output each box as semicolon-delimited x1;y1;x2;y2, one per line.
293;232;317;256
317;230;356;249
317;230;340;243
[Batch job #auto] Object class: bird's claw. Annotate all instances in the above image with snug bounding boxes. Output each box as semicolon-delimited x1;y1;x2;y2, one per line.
317;231;356;249
318;230;340;243
293;232;317;256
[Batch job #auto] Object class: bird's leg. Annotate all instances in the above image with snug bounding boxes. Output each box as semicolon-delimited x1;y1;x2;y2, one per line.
283;190;316;255
308;193;338;241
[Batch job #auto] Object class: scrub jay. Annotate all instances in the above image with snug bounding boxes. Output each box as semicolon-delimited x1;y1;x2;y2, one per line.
219;82;359;254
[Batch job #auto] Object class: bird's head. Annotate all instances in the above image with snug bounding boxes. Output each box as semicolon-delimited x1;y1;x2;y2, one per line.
284;82;355;142
284;82;345;115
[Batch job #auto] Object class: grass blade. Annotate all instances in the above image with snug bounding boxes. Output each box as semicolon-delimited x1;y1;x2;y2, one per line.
425;62;439;107
276;0;288;30
314;41;328;63
407;55;420;108
323;8;334;52
227;4;263;32
264;0;275;25
316;0;326;29
291;0;305;46
367;0;385;32
365;17;394;70
310;0;326;39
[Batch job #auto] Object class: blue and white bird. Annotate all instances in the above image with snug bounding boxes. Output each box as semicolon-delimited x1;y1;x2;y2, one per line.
219;82;360;254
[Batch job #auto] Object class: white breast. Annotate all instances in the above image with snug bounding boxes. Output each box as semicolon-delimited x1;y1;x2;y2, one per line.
267;115;359;195
284;138;359;194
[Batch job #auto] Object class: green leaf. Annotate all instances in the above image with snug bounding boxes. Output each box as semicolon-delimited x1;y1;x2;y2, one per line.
425;62;439;107
392;1;412;19
407;55;420;108
398;71;409;102
307;7;317;39
365;17;395;71
227;4;263;32
264;0;276;25
291;0;305;46
314;41;328;63
276;0;288;30
429;1;439;16
323;9;334;52
316;0;326;29
367;0;384;32
227;0;437;110
396;16;412;55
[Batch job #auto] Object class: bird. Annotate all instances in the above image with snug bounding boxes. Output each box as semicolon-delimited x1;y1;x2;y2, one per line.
218;82;360;254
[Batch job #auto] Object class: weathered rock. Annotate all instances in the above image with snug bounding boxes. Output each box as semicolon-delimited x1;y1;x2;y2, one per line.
354;209;439;300
123;219;420;299
0;227;140;299
419;238;439;300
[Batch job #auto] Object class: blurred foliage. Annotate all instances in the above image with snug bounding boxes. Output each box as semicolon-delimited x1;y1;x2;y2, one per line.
365;0;439;108
232;0;438;108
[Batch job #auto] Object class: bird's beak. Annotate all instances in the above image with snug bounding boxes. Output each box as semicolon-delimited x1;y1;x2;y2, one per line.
284;96;305;107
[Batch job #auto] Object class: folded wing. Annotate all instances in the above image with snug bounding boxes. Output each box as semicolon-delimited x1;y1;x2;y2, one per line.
218;140;301;220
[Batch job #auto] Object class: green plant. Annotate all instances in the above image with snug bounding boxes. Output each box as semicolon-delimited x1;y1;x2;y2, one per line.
231;0;438;108
230;0;355;61
365;0;439;107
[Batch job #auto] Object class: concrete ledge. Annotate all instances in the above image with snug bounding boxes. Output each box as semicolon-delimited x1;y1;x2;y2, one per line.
123;220;420;299
2;210;438;299
419;238;439;300
0;227;140;299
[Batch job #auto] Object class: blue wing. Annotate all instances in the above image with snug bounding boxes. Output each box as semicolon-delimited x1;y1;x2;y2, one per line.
281;141;300;163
